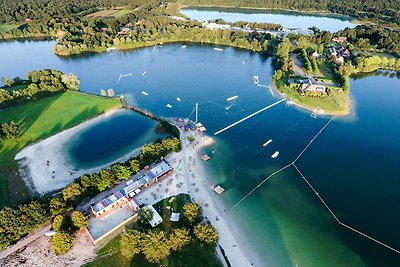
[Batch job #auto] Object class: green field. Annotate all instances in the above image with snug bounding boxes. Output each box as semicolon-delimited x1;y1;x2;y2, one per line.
0;23;19;32
86;8;133;19
0;91;120;207
86;194;223;267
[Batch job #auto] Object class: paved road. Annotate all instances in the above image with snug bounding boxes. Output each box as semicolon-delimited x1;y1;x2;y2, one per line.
0;223;51;260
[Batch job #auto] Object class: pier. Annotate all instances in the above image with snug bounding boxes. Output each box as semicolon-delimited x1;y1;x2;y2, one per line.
126;105;163;122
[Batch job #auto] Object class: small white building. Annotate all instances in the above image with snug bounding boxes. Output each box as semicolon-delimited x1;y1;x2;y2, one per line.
148;205;163;227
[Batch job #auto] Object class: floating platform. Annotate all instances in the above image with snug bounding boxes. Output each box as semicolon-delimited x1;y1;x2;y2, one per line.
201;154;210;161
271;151;279;158
263;139;272;147
212;185;225;195
214;48;223;51
226;95;238;101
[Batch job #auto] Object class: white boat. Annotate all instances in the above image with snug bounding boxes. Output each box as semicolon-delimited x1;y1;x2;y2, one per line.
141;71;147;76
271;151;279;158
214;48;223;51
176;97;181;101
141;91;148;96
226;95;238;101
107;47;116;51
263;139;272;147
181;45;187;48
253;75;259;84
311;113;317;118
166;104;172;108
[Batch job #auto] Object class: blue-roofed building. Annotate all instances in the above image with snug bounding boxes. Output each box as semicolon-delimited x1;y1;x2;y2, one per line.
90;189;127;217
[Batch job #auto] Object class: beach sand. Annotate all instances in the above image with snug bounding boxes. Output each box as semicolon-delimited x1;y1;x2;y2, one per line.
14;109;142;195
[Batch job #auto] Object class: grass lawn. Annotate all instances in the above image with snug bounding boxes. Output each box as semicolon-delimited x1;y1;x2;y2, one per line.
0;23;19;32
276;79;349;115
318;63;337;81
86;8;133;18
0;91;120;207
85;194;223;267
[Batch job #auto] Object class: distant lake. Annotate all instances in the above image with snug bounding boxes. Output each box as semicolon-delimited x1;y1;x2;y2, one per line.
1;40;399;266
181;7;356;32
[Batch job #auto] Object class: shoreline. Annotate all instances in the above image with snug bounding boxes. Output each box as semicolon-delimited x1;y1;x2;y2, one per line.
177;129;264;266
14;108;144;195
179;4;358;24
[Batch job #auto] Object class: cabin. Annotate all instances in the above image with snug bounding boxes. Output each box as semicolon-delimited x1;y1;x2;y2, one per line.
335;55;345;65
332;37;348;43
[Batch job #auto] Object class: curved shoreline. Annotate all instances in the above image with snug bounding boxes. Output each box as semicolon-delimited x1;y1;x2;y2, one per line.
14;108;147;195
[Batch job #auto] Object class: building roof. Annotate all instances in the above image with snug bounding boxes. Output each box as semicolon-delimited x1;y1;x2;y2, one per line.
170;212;180;222
92;189;126;213
144;161;171;180
148;205;163;227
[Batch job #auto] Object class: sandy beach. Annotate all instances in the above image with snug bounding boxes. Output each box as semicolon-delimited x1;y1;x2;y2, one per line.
14;109;142;195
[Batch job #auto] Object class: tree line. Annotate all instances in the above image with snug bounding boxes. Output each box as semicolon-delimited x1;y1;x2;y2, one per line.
0;69;80;110
0;136;181;251
120;202;219;264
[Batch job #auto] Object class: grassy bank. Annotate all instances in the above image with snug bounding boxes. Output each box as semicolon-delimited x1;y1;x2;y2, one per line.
85;194;223;267
0;91;120;207
275;80;350;115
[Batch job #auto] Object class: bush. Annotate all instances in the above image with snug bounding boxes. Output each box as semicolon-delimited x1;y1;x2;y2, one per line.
50;232;75;255
71;211;90;230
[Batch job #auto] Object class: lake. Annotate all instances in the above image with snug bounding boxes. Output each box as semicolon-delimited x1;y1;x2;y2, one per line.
180;7;356;32
0;40;399;266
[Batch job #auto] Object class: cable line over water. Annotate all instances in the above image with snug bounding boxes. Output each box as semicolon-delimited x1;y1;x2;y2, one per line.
229;115;400;255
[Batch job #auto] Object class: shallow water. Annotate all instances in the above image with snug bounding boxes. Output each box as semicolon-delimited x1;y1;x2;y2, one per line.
1;40;400;266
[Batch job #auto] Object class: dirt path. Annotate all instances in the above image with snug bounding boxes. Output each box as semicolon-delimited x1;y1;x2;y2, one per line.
0;224;51;259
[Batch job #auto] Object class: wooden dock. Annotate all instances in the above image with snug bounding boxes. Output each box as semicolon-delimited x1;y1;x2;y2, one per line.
126;105;163;122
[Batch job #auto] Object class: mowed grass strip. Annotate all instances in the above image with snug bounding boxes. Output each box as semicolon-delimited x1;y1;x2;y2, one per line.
0;91;120;207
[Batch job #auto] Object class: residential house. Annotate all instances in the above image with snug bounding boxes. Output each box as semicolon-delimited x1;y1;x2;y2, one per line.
332;37;348;43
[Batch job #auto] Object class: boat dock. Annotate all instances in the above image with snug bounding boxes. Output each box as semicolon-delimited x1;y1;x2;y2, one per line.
201;154;210;161
212;185;225;195
126;105;163;122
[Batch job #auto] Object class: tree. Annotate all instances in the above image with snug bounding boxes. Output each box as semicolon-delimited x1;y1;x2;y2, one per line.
107;88;114;97
50;197;69;216
142;230;171;263
1;121;20;139
169;228;190;251
61;73;80;90
52;215;67;231
138;206;154;224
120;229;143;259
318;44;324;54
1;77;12;87
50;232;75;255
194;223;219;245
182;203;200;224
71;211;90;230
62;183;82;202
111;164;132;181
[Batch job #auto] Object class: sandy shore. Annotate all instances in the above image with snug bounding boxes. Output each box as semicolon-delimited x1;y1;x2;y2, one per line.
14;109;142;195
174;129;263;266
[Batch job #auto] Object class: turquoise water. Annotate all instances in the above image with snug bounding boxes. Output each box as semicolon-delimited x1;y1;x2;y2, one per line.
181;7;356;32
1;40;400;266
64;110;166;169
